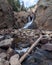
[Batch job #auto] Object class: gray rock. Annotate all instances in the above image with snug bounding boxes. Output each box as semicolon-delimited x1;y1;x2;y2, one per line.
0;58;9;65
0;38;13;47
35;48;52;59
10;54;21;65
41;43;52;51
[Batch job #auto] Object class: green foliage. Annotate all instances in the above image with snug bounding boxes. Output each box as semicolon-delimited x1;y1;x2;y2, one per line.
29;5;35;8
8;0;27;11
21;1;26;11
8;0;20;11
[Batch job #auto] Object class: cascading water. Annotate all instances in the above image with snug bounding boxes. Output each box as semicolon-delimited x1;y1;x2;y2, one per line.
23;15;33;29
15;14;37;53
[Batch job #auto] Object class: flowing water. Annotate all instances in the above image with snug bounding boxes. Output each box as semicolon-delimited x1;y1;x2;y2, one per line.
15;47;29;53
23;16;33;29
15;15;34;53
23;20;33;29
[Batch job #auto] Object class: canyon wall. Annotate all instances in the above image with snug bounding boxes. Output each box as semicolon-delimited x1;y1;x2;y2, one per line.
35;0;52;30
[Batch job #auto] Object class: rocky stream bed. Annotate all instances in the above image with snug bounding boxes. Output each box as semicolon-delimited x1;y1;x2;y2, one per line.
0;29;52;65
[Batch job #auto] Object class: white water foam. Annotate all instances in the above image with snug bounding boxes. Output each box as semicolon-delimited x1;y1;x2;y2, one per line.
15;47;29;53
23;19;33;29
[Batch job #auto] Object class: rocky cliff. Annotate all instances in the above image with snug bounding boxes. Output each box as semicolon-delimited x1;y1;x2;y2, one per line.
0;0;29;29
35;0;52;30
0;0;15;29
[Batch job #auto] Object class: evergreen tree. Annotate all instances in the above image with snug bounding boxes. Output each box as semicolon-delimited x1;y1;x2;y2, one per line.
8;0;20;11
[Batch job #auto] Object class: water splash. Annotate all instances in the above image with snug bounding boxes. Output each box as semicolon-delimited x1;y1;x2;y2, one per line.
23;15;33;29
15;47;29;53
23;20;33;29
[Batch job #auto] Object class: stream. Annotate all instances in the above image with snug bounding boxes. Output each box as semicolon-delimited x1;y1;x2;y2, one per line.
23;13;37;29
23;19;33;29
15;15;34;53
23;14;34;29
15;47;29;53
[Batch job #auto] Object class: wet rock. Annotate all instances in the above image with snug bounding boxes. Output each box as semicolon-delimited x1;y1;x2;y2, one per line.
4;35;11;39
23;61;39;65
27;22;38;29
41;60;52;65
41;43;52;51
24;48;52;65
33;48;47;59
10;54;21;65
22;48;51;65
0;38;13;47
16;42;30;48
35;48;52;60
34;52;46;61
0;35;4;41
13;37;31;49
40;38;48;44
22;54;39;65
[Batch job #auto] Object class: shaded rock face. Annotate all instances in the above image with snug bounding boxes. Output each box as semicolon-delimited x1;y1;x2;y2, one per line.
0;0;15;29
35;0;52;30
14;11;29;28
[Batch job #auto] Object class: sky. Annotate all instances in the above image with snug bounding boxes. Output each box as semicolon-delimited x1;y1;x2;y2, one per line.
20;0;38;8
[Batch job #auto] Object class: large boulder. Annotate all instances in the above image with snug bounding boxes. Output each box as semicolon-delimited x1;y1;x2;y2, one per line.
35;0;52;30
10;54;21;65
0;38;13;47
14;11;29;28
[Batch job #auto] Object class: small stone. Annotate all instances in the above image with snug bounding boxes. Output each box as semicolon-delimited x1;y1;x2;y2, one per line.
10;54;21;65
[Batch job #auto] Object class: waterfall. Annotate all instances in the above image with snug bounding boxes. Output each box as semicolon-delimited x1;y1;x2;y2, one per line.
23;16;33;29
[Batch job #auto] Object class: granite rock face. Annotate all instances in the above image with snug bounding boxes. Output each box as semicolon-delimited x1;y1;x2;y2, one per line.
0;0;15;29
35;0;52;30
14;11;29;28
